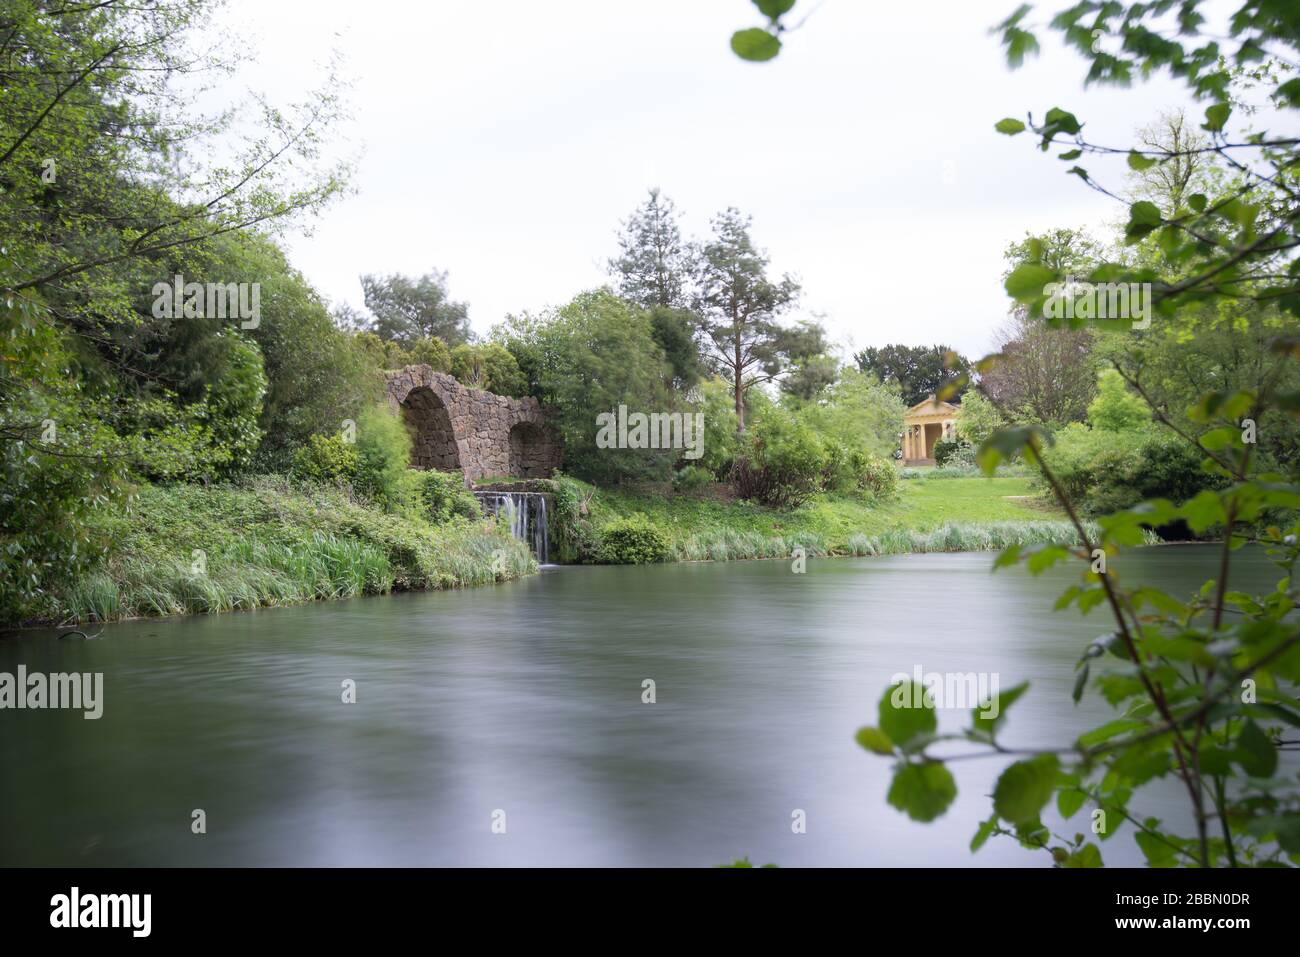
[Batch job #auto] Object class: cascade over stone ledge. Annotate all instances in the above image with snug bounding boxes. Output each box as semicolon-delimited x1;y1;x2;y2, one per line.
384;364;562;484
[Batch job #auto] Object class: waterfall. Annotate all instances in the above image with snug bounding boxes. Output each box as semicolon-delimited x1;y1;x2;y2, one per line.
473;491;550;564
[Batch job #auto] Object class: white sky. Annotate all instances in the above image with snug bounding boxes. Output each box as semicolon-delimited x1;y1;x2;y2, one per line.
219;0;1202;359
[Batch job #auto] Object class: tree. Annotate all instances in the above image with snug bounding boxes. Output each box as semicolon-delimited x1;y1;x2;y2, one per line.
450;343;528;397
777;319;839;401
980;316;1098;427
693;208;801;431
0;0;348;618
647;306;704;391
1087;368;1149;432
359;270;472;345
853;344;970;408
980;232;1103;426
1127;109;1219;217
953;390;1004;448
793;368;905;459
527;290;678;483
608;188;694;310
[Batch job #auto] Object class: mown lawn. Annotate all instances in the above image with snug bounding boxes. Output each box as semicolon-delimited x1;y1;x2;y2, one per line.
577;474;1069;559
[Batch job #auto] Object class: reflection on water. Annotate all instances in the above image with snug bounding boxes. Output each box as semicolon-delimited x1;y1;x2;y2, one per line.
0;545;1283;866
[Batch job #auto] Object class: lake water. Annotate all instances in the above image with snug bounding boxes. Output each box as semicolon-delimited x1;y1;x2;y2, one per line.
0;545;1283;867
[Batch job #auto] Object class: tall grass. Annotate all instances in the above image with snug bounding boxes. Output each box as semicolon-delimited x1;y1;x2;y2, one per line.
673;520;1142;563
60;534;392;622
54;480;537;624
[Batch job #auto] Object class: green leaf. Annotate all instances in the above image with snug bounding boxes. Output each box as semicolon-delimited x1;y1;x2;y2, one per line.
888;762;958;822
1125;200;1163;239
1202;102;1231;132
854;726;895;756
976;425;1051;475
752;0;796;19
1042;107;1080;135
970;814;998;853
1234;720;1277;778
1135;830;1178;867
1188;193;1207;212
1071;663;1090;704
1277;78;1300;108
1246;814;1300;853
993;754;1059;825
878;681;937;752
1057;786;1086;820
1078;718;1145;750
1127;150;1157;170
1025;544;1068;574
995;117;1026;135
1180;490;1227;533
994;544;1022;569
730;28;781;61
1062;842;1103;867
1199;745;1231;776
1002;26;1040;68
1004;263;1056;301
1199;426;1238;451
971;680;1028;736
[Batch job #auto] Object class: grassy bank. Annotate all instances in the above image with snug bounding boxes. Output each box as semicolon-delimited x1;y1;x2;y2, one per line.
40;473;1110;626
550;474;1109;563
44;476;534;625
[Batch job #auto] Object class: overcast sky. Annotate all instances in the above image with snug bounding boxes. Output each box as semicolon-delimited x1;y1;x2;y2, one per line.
219;0;1202;359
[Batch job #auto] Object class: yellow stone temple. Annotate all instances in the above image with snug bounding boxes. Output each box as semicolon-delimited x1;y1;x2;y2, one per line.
902;396;960;465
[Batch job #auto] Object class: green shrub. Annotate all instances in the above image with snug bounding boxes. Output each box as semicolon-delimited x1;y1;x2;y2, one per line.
696;377;741;479
1087;368;1149;432
954;390;1004;447
597;513;671;564
858;453;900;499
733;415;827;508
932;438;965;467
407;337;452;373
819;441;857;493
291;433;359;484
549;473;600;563
411;469;481;524
451;342;528;396
1038;423;1226;521
673;464;714;492
1086;437;1226;518
353;404;414;511
193;331;267;479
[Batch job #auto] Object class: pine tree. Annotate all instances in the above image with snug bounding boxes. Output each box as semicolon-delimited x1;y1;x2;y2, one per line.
608;188;692;309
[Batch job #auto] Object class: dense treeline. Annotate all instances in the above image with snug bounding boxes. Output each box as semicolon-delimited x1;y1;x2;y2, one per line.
0;1;908;624
6;0;1293;628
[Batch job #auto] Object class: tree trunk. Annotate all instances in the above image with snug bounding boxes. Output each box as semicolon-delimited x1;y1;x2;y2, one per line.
733;309;745;434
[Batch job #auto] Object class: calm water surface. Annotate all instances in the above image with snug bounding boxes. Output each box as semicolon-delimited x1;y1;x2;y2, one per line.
0;545;1283;866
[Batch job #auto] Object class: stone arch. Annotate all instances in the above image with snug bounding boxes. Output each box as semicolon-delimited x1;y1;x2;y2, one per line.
508;422;551;478
401;386;462;471
384;365;562;483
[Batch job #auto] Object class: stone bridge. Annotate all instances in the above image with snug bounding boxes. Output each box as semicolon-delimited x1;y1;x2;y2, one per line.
384;365;562;484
